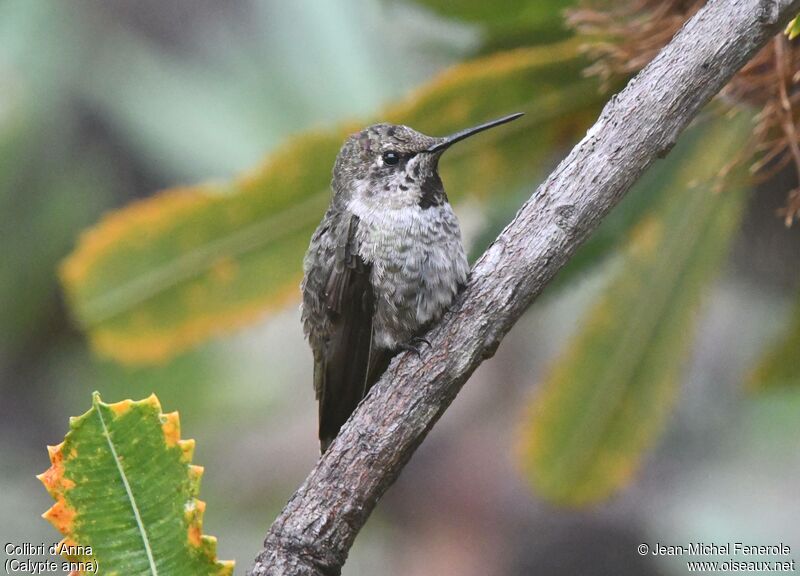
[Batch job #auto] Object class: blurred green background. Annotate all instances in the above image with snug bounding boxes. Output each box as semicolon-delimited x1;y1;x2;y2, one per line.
2;0;800;574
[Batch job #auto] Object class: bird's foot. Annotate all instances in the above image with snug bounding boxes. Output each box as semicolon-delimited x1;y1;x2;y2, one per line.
397;336;431;358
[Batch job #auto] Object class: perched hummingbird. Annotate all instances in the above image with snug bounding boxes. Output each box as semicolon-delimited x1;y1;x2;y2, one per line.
301;113;523;452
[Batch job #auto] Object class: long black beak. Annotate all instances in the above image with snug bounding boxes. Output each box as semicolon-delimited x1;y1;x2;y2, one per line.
425;112;524;153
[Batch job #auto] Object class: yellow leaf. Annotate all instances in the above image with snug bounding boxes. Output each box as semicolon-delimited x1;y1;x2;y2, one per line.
785;15;800;40
61;39;602;364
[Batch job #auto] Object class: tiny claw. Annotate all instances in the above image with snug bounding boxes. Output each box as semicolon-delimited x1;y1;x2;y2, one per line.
412;336;431;348
397;337;431;358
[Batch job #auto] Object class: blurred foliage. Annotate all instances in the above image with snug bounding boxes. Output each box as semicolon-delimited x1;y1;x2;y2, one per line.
0;1;116;361
39;392;234;575
519;116;752;506
26;0;796;517
750;293;800;390
79;1;469;180
61;39;603;364
410;0;577;50
0;0;472;363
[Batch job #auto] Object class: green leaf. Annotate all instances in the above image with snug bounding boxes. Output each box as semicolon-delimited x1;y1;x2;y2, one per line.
38;392;234;575
786;15;800;40
518;115;752;506
410;0;571;27
750;294;800;390
61;39;603;364
410;0;577;47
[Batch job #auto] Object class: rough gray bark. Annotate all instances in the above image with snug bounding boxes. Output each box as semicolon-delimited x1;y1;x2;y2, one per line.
250;1;800;574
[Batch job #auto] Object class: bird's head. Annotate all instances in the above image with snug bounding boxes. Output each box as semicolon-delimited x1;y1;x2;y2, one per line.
332;113;523;209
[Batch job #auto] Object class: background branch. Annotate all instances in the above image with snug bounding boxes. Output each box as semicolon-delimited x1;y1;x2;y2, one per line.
250;1;800;574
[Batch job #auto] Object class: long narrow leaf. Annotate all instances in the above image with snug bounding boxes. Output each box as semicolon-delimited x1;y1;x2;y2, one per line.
518;115;752;506
61;40;602;364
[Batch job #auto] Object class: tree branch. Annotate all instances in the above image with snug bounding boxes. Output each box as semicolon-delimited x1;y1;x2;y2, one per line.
250;1;800;574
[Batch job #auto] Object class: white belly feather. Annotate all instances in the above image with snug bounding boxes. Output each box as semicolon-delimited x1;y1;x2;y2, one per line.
348;197;469;349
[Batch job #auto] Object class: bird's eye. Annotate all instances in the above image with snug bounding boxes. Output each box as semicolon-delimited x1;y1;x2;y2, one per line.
382;150;400;165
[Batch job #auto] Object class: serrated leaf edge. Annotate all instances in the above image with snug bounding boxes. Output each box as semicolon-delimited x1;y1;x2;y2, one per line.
38;392;234;575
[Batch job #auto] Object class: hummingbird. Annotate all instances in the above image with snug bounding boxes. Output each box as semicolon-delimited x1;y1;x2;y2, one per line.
301;113;523;453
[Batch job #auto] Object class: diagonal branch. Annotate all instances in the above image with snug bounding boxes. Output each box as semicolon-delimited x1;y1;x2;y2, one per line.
250;1;800;574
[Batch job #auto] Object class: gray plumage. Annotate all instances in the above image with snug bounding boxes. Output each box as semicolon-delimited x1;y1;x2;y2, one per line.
301;114;523;452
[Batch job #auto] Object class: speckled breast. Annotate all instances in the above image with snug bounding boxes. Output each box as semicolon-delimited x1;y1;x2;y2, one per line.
351;201;469;350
